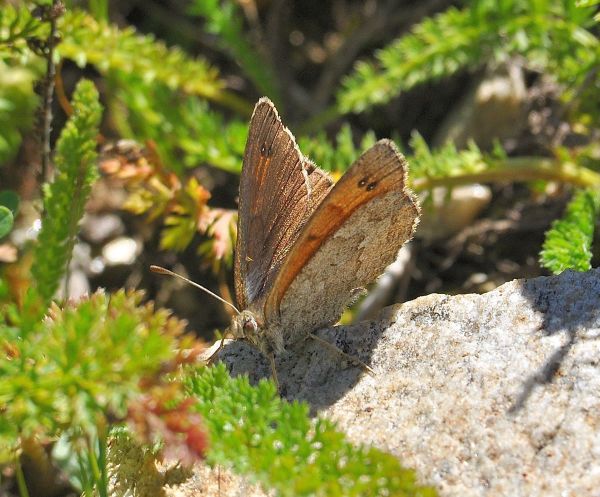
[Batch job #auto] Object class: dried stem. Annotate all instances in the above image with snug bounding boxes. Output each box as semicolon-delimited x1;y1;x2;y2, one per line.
39;0;65;184
54;62;73;116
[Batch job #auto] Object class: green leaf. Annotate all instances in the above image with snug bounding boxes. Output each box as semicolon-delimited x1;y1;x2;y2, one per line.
0;190;19;215
0;205;13;238
540;188;600;274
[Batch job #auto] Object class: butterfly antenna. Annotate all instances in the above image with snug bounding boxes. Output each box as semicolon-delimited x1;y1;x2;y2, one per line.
150;265;241;315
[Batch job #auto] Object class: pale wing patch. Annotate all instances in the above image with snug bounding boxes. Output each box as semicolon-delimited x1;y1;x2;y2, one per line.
275;190;419;346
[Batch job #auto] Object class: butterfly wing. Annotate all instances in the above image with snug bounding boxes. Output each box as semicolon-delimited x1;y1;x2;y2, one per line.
235;98;333;310
264;139;420;339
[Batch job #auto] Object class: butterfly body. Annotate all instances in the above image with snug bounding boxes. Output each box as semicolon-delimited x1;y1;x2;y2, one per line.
231;98;420;367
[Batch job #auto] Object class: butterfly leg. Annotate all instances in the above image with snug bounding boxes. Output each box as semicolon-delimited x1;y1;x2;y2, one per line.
309;333;375;375
206;335;228;365
268;352;280;391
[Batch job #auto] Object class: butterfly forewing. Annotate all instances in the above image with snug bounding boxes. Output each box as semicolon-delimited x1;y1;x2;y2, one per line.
264;140;420;340
235;98;333;311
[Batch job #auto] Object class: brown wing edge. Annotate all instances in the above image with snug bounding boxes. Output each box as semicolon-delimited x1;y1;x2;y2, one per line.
234;98;271;309
263;138;421;320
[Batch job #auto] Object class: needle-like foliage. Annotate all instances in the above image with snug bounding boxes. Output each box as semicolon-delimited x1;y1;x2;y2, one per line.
57;10;226;106
0;290;187;447
0;288;203;494
30;79;101;304
184;364;437;497
540;189;600;273
299;124;377;175
338;0;599;113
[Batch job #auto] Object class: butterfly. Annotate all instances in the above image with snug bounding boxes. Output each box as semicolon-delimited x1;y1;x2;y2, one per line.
226;97;420;383
153;98;420;386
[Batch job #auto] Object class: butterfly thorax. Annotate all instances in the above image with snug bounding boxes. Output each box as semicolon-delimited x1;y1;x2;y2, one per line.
230;308;285;356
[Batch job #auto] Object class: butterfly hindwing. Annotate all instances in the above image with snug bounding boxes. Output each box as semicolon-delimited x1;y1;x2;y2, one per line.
263;140;420;341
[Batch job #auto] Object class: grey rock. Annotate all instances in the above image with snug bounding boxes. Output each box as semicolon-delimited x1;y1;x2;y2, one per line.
433;62;527;150
55;269;90;301
417;184;492;242
145;269;599;496
81;213;125;244
214;268;600;496
102;236;140;266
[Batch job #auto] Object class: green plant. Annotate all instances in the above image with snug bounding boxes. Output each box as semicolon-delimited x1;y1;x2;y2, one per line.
30;79;101;303
189;0;281;103
540;188;600;273
2;1;600;494
337;0;599;115
0;75;207;494
0;5;45;164
0;61;42;164
0;190;19;238
182;364;437;497
298;124;378;175
57;9;249;113
0;287;205;494
0;5;47;57
110;82;248;176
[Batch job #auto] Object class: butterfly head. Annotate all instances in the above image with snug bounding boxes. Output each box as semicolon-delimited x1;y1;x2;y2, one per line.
230;309;285;356
231;309;260;341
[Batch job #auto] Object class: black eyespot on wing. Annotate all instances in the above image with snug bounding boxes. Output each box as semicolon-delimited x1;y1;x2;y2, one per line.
367;181;378;191
267;145;273;157
260;143;267;156
358;178;368;187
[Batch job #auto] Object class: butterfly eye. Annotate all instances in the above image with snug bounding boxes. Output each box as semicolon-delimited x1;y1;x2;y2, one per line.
243;317;257;334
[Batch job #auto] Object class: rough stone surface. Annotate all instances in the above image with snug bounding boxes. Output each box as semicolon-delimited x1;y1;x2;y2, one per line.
167;269;600;496
81;213;125;244
166;465;268;497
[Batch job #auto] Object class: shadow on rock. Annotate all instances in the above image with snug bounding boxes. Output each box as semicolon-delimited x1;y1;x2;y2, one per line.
510;268;600;412
215;316;389;410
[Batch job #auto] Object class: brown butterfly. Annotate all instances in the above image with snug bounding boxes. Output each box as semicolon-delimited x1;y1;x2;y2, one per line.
154;97;420;386
232;97;420;376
